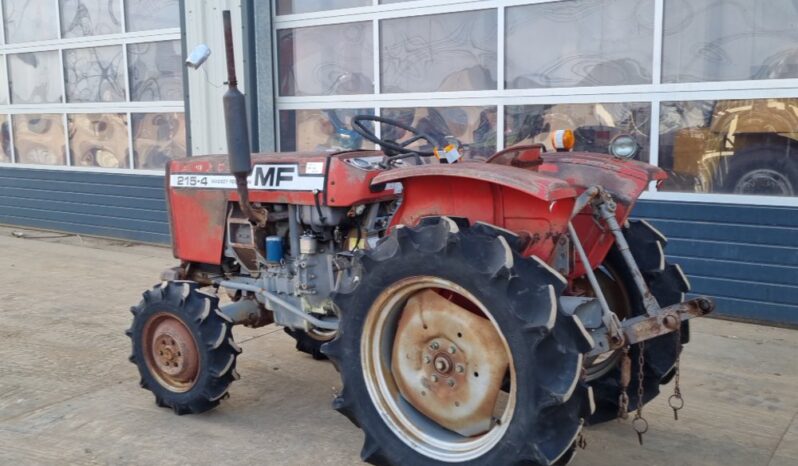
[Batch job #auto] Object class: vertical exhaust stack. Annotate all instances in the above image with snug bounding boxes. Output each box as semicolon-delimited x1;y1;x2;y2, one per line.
222;10;265;226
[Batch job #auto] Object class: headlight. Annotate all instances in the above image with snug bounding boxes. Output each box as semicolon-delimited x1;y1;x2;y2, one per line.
609;134;639;159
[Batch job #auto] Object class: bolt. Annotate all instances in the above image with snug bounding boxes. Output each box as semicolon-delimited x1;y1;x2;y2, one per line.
456;364;465;373
447;379;455;388
431;375;438;383
430;341;439;350
663;314;680;330
448;346;456;354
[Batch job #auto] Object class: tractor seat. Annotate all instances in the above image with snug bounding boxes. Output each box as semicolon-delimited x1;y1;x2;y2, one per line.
485;144;544;170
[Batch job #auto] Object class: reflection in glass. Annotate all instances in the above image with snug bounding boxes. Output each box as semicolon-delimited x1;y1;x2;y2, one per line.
506;0;653;89
381;10;497;93
65;46;126;102
381;107;497;160
0;115;11;163
663;0;798;83
276;0;370;15
505;102;651;162
279;109;374;152
128;40;184;101
132;113;186;169
60;0;122;38
0;57;7;105
68;114;129;168
659;99;798;197
278;23;373;96
12;114;67;166
2;0;58;43
125;0;180;32
8;51;63;104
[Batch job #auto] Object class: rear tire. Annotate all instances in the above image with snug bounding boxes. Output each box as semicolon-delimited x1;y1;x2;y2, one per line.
325;218;593;466
127;281;241;415
586;220;690;424
284;327;335;360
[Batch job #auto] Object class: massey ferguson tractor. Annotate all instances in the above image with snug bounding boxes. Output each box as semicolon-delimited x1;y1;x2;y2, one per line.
127;12;714;466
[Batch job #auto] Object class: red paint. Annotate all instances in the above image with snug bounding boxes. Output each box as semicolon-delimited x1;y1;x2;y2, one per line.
167;149;666;282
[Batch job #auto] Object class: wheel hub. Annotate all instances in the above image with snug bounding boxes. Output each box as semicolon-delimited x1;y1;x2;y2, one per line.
142;314;200;392
391;289;509;437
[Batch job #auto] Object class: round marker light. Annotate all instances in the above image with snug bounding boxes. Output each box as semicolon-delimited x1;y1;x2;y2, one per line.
609;134;639;159
551;129;575;152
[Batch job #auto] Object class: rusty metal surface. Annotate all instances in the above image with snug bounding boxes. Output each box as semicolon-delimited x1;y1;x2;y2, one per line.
373;161;577;202
623;297;714;346
390;289;509;437
588;297;714;357
141;313;200;393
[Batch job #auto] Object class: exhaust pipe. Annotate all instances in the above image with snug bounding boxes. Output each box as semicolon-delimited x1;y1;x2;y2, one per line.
222;10;266;226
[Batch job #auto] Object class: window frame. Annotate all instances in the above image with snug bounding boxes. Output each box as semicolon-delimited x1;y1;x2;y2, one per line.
0;0;182;175
272;0;798;207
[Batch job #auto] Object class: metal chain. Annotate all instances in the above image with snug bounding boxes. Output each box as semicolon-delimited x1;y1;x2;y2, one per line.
632;341;648;445
669;325;685;420
617;346;631;420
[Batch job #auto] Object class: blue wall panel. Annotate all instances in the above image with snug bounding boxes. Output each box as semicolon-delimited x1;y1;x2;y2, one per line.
633;200;798;325
0;167;170;244
1;169;795;325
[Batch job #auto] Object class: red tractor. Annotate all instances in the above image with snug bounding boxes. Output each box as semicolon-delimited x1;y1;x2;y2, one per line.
127;12;713;466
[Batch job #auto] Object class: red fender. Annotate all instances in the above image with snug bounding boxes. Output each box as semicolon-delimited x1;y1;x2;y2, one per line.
372;163;578;262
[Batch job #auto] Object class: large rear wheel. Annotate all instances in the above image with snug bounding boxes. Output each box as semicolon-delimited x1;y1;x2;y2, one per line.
324;218;594;465
586;220;691;424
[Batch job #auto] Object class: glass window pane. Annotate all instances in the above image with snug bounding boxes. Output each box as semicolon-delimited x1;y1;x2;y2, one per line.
132;112;186;169
381;10;497;93
1;115;11;163
278;23;373;97
60;0;122;38
505;102;651;162
65;46;126;102
382;106;497;160
659;98;798;197
8;51;62;104
276;0;370;15
128;40;184;101
125;0;179;32
12;114;67;166
68;113;129;168
506;0;653;89
663;0;798;83
2;0;58;43
279;109;375;152
0;57;8;105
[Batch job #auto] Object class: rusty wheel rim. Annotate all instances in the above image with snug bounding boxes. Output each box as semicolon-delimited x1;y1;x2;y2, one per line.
361;276;515;462
142;313;200;393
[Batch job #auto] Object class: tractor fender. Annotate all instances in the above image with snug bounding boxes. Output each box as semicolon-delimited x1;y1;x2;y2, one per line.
372;162;577;202
372;162;579;262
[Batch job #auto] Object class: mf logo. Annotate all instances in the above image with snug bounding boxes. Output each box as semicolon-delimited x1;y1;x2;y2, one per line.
253;165;295;188
248;164;325;191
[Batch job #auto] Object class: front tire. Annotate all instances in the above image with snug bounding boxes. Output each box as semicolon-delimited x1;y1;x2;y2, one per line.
324;218;594;465
127;281;241;414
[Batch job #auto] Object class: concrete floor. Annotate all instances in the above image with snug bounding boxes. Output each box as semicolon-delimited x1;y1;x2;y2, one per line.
0;225;796;466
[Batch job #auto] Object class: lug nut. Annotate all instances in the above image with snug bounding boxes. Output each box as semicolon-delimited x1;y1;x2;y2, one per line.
456;364;465;373
431;375;438;383
430;341;440;350
424;355;431;364
447;379;455;388
448;346;456;354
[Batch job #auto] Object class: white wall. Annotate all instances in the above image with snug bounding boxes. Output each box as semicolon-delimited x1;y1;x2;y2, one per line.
184;0;246;156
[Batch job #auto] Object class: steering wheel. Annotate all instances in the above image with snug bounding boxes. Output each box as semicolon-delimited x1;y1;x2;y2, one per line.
351;115;441;157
